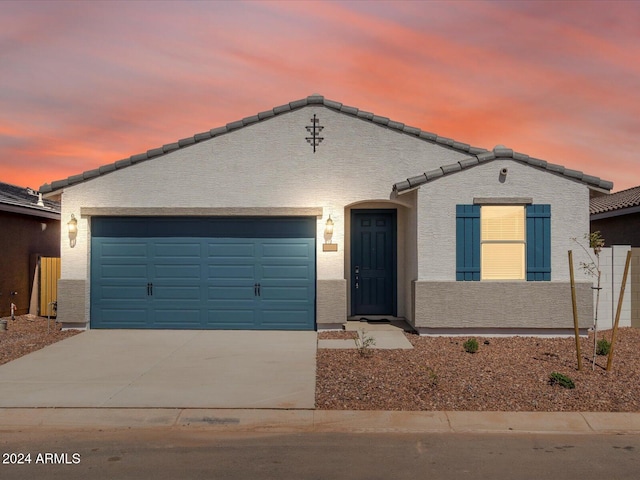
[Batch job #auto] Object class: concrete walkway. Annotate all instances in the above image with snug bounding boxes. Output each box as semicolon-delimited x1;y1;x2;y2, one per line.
318;320;414;350
1;408;639;434
0;330;316;409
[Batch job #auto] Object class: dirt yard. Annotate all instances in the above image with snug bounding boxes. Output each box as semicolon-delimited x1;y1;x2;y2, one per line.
316;328;640;412
0;314;82;366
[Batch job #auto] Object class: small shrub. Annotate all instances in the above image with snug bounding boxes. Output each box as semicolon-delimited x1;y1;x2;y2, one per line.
549;372;575;389
425;367;438;388
463;338;479;354
596;338;611;356
356;330;376;357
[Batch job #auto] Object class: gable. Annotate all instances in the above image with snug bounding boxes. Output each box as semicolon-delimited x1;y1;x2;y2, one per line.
40;94;489;196
393;146;613;194
51;107;473;211
40;95;613;197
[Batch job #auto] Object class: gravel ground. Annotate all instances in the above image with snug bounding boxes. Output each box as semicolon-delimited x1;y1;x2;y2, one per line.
0;315;82;366
316;328;640;412
2;318;638;412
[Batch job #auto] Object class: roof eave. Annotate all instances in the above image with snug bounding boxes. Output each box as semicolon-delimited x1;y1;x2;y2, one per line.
393;146;614;194
591;204;640;220
0;203;61;220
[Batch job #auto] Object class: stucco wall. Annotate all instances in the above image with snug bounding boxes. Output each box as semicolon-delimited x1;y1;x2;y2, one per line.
415;159;592;281
56;106;469;325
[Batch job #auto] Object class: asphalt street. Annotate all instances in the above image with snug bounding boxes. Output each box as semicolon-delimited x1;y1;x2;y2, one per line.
2;428;639;480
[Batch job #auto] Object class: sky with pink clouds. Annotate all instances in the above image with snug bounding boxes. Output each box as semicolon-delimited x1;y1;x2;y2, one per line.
1;0;638;192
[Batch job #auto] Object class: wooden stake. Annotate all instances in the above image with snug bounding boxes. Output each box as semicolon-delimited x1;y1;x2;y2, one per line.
607;250;633;371
568;250;582;371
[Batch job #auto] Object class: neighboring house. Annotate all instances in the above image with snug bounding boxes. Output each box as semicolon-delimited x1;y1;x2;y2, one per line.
590;185;640;247
590;186;640;329
0;181;60;317
40;95;612;334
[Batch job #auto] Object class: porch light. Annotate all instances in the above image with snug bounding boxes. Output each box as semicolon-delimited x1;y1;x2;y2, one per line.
68;213;78;248
323;214;338;252
324;215;334;239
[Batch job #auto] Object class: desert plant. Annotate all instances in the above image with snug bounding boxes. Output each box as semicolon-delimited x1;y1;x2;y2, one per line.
549;372;575;389
426;367;438;387
596;338;611;356
463;338;479;354
356;329;376;357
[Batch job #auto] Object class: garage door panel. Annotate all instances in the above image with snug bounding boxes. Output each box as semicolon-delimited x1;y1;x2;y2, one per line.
261;265;310;280
100;264;149;279
208;242;255;258
154;264;202;279
99;241;148;259
208;265;255;280
261;310;312;329
208;285;255;300
261;242;311;258
261;286;311;300
98;285;149;300
153;286;201;300
153;242;202;257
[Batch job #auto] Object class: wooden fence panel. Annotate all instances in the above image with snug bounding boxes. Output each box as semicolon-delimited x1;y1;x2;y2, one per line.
39;257;61;317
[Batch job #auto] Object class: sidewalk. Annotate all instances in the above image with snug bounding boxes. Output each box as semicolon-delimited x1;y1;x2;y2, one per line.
1;408;639;434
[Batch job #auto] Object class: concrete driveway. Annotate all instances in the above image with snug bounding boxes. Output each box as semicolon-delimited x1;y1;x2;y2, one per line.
0;330;317;409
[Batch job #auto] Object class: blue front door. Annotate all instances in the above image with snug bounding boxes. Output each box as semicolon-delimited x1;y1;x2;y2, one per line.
91;217;316;330
351;210;396;316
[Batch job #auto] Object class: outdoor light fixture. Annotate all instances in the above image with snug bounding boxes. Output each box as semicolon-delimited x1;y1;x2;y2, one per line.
325;215;334;237
323;214;338;252
68;213;78;248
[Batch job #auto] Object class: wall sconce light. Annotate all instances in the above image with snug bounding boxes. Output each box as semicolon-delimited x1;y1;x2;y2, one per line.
325;215;334;238
68;213;78;248
323;214;338;252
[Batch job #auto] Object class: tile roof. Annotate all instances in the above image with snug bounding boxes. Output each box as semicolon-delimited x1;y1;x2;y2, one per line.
0;181;60;218
39;94;613;194
590;185;640;215
393;145;613;192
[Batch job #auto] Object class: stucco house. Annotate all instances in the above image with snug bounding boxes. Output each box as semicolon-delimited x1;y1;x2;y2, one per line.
40;95;612;334
0;181;60;317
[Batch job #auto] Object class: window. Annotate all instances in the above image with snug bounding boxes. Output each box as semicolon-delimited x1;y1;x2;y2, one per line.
480;206;525;280
456;204;550;281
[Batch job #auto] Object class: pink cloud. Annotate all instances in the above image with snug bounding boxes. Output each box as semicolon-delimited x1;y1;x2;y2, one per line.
0;0;638;192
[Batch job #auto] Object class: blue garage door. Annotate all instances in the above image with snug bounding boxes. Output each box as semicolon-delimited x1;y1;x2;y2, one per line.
91;217;316;330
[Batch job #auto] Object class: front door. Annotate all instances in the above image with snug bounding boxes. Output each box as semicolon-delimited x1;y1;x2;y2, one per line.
351;209;396;316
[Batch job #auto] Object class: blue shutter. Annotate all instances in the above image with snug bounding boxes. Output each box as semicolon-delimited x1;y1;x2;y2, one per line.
456;205;480;281
526;204;551;281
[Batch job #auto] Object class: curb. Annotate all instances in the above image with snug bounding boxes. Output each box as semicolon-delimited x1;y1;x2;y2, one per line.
1;409;640;434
